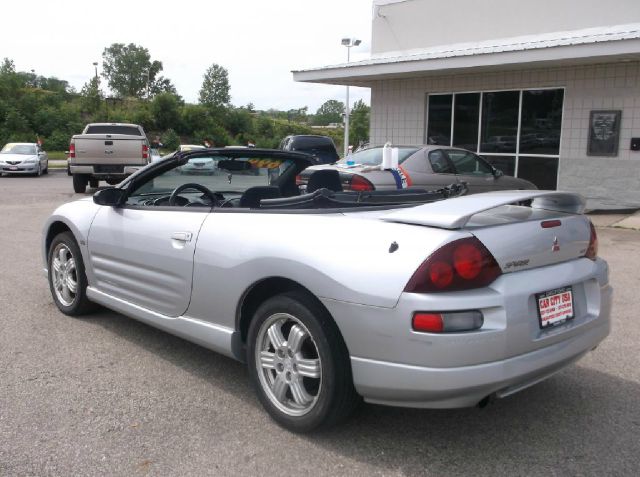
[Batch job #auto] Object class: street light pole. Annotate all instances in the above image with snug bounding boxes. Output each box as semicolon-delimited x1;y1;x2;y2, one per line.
92;62;98;80
341;38;361;157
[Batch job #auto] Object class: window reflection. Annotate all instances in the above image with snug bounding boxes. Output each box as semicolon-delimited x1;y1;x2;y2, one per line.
426;94;452;146
480;91;519;153
519;89;563;155
452;93;480;151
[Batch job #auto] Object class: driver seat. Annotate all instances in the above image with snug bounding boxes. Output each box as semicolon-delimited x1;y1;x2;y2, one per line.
240;186;282;208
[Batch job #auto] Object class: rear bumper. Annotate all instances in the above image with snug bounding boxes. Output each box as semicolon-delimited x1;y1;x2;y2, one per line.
321;257;612;408
69;164;145;177
350;314;609;408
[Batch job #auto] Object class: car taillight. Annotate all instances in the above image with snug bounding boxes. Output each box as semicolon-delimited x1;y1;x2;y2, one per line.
69;142;76;158
404;237;502;293
412;311;484;333
142;144;149;160
585;222;598;260
295;174;305;186
346;174;374;191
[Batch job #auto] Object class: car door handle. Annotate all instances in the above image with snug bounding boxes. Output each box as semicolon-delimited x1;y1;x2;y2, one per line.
171;232;193;242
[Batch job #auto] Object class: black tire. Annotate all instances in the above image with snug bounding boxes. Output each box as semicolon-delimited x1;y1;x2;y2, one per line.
47;231;97;316
73;174;88;193
89;178;99;188
43;165;48;175
247;291;360;432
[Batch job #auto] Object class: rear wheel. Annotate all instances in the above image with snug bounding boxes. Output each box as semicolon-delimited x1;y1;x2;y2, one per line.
247;292;360;432
73;174;88;193
48;232;97;316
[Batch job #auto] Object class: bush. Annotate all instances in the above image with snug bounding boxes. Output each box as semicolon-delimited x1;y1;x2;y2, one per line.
162;128;180;150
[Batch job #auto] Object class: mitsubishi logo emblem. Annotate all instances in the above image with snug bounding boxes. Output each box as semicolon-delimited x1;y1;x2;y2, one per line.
552;236;560;252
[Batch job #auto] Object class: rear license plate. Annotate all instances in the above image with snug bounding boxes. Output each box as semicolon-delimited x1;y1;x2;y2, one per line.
95;165;123;174
536;286;574;329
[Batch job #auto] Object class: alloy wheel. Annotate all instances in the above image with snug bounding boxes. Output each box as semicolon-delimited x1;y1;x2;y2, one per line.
255;313;322;416
51;243;78;307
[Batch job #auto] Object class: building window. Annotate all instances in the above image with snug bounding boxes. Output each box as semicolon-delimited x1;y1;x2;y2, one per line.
426;94;452;146
520;89;563;155
426;88;564;189
453;93;480;151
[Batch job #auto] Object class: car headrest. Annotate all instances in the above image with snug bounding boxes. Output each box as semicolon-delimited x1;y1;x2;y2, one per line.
307;169;343;193
239;186;282;208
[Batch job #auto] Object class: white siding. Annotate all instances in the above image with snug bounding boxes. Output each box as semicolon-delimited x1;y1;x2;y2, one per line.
372;0;640;55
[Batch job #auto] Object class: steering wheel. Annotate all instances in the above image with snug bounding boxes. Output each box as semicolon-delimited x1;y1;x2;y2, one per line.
169;183;218;206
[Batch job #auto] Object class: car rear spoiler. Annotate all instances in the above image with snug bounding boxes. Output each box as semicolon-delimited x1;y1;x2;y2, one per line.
382;190;586;229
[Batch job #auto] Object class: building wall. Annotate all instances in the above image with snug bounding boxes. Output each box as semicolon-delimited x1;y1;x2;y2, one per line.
369;61;640;208
372;0;640;55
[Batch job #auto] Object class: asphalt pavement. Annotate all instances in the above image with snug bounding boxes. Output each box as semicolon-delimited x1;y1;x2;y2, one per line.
1;171;639;476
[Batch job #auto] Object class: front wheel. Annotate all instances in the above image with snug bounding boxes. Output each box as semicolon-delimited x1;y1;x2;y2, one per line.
48;232;97;316
247;292;360;432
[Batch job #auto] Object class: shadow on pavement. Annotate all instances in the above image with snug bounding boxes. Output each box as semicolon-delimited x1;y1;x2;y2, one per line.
82;308;639;476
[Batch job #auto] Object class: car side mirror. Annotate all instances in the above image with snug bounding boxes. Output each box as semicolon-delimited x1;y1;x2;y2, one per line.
492;168;504;178
93;187;125;206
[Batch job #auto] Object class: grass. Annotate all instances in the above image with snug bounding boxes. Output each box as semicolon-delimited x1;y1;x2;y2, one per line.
47;151;68;160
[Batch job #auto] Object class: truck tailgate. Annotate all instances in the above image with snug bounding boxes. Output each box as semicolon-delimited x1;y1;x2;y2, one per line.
73;135;145;165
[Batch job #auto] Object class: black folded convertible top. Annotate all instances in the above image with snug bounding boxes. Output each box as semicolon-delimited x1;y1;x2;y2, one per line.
259;184;467;210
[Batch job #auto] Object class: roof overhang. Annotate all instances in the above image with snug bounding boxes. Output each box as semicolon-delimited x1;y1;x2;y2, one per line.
293;24;640;86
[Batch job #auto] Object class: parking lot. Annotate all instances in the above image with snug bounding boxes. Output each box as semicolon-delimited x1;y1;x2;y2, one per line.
1;171;639;476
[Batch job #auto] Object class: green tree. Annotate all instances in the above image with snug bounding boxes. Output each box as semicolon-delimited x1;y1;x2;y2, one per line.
349;99;370;147
313;99;344;126
80;76;103;114
198;64;230;108
1;58;15;75
101;43;175;99
151;93;182;130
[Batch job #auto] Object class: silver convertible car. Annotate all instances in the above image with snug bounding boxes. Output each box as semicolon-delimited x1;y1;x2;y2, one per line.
42;148;612;432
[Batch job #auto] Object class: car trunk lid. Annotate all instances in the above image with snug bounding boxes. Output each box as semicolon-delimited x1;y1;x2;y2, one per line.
382;190;590;272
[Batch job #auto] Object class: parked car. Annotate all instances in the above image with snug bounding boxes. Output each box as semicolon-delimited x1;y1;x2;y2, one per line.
280;135;339;164
298;145;536;194
42;148;610;432
0;142;48;176
68;123;151;193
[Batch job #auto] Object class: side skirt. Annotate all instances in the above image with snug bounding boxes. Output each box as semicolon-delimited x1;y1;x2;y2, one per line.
87;287;241;360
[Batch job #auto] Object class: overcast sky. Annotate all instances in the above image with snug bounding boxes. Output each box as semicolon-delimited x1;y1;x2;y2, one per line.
1;0;373;111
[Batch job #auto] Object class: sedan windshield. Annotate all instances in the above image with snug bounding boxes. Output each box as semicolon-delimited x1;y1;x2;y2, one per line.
1;144;36;155
338;147;419;166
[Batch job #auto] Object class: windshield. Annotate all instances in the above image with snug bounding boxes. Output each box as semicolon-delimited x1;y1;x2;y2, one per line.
1;144;36;155
129;155;295;198
338;147;419;166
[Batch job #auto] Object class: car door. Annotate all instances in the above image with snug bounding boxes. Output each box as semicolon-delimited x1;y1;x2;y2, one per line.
444;149;499;193
87;206;208;317
403;149;460;189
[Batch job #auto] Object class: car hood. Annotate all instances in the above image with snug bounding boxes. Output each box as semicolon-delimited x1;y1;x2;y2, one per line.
0;153;37;162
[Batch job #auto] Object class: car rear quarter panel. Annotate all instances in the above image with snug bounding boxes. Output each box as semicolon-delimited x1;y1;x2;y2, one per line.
186;212;469;328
